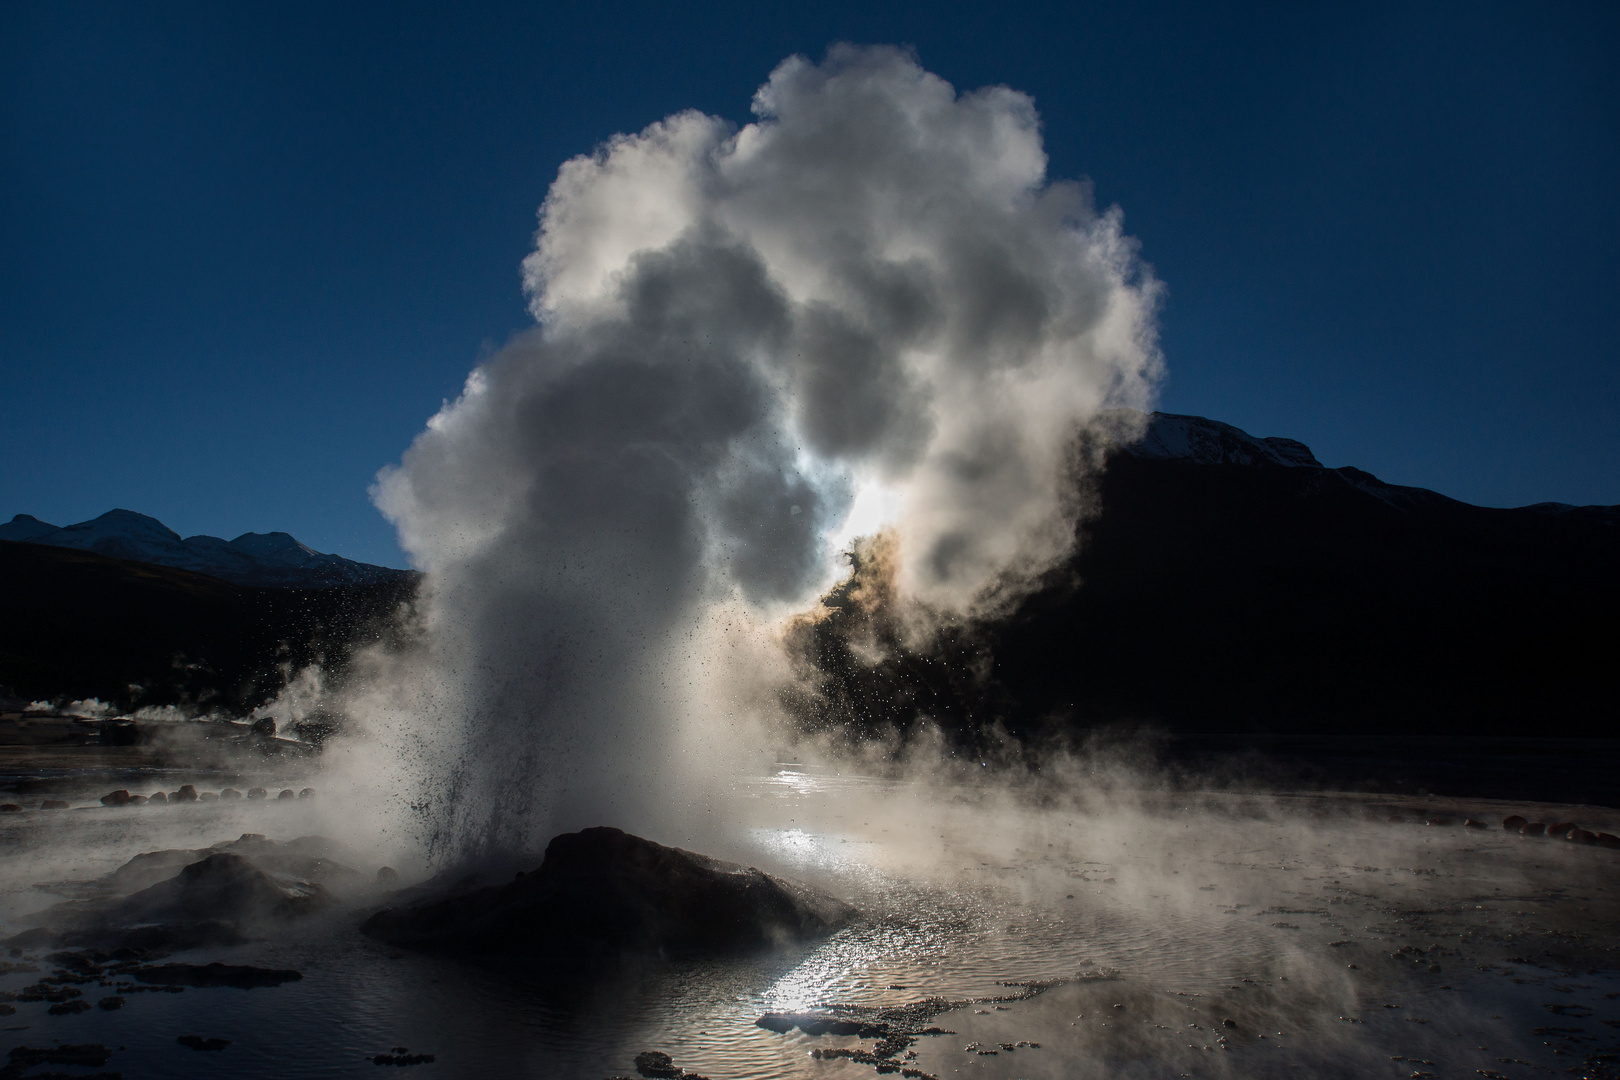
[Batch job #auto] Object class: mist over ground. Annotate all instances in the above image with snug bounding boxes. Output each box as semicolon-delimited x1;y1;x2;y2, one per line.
1;45;1616;1080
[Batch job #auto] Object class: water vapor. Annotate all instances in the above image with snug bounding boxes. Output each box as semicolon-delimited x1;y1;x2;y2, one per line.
358;46;1161;860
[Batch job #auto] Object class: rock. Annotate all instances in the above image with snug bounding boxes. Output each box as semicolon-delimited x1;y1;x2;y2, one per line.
247;788;268;800
48;948;110;974
148;791;167;804
177;1035;231;1050
220;788;242;800
40;799;69;810
754;1014;797;1033
1595;833;1620;849
1463;818;1488;829
0;804;21;813
377;866;400;885
1503;815;1527;831
1567;829;1597;845
204;834;365;893
1520;822;1546;837
75;847;215;897
17;981;82;1003
97;995;124;1010
361;826;858;958
127;794;148;805
121;852;332;923
29;852;332;944
198;791;218;802
250;717;276;736
172;786;198;803
299;787;315;800
634;1050;681;1078
277;789;295;800
100;790;131;807
373;1051;435;1065
1547;822;1577;839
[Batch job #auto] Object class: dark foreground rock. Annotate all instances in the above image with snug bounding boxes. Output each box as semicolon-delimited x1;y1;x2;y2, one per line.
82;852;329;925
629;1049;707;1079
35;834;363;903
13;851;332;950
361;827;857;958
372;1050;435;1066
2;1044;115;1080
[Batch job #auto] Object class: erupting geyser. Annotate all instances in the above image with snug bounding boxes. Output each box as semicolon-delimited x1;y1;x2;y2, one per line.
351;45;1162;860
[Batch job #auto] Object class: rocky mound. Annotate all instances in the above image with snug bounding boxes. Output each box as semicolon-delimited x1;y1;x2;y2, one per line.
105;852;331;924
36;834;364;901
16;850;333;949
361;827;857;957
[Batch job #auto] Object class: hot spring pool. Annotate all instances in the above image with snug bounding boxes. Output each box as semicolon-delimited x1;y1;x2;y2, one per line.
1;766;1616;1079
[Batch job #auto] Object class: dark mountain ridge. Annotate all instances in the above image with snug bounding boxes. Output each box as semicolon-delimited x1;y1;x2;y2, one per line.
0;509;409;589
786;412;1619;745
5;413;1613;739
0;540;415;714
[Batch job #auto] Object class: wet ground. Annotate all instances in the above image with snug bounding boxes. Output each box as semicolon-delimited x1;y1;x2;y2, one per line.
1;765;1617;1079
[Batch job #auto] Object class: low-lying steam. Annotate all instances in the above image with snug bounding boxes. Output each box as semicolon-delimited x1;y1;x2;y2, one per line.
357;46;1161;859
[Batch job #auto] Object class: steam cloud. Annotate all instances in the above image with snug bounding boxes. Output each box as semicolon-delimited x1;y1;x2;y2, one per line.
360;46;1161;859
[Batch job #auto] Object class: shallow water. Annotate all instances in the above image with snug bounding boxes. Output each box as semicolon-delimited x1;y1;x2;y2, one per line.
2;767;1618;1078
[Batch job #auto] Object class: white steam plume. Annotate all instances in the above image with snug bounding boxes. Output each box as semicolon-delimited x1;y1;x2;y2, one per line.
359;46;1161;859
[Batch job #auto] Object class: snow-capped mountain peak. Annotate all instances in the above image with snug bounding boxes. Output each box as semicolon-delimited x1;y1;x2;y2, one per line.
1125;412;1324;468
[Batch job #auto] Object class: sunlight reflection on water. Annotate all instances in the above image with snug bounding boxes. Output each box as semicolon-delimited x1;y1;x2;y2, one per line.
1;768;1616;1078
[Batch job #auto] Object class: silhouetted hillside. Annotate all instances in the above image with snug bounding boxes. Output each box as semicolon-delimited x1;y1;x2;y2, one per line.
787;415;1620;744
0;509;411;588
0;540;417;713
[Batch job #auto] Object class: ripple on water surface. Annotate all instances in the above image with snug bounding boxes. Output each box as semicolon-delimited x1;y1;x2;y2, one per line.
1;772;1617;1078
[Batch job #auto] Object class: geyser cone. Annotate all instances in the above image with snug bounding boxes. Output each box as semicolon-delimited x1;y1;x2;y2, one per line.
361;826;858;957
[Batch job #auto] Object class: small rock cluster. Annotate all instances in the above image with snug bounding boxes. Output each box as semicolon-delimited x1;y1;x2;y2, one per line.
93;786;316;808
0;788;317;809
1501;815;1618;847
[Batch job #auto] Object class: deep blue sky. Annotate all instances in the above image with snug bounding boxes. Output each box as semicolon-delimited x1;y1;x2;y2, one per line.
3;1;1616;568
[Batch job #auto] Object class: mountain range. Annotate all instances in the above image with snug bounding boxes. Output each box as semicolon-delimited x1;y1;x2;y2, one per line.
0;509;409;589
788;410;1619;745
3;413;1615;747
